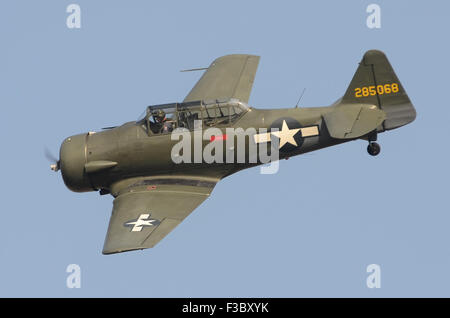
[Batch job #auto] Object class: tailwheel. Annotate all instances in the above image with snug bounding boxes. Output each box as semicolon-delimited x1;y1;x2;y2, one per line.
367;142;381;156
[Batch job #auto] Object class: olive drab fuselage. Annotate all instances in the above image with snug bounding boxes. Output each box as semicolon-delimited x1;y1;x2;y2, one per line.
60;101;343;194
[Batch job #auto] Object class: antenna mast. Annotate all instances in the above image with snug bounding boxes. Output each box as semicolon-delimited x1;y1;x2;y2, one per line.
295;88;306;108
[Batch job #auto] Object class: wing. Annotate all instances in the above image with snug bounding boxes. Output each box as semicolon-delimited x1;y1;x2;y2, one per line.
183;54;260;104
102;177;217;254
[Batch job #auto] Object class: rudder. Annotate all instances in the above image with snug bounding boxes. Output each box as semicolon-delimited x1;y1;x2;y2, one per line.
341;50;416;130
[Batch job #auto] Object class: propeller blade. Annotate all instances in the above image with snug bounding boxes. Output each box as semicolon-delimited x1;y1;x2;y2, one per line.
45;147;60;172
45;147;58;162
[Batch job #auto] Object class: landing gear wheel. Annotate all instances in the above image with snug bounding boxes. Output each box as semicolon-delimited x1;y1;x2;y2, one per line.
367;142;381;156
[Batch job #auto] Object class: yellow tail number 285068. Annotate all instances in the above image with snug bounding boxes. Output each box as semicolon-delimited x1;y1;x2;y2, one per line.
354;83;399;98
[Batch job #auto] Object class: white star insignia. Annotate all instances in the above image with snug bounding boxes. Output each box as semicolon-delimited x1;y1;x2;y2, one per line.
270;120;301;149
125;214;158;232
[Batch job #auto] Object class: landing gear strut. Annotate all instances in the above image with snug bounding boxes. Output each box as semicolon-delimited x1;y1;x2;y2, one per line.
367;131;380;156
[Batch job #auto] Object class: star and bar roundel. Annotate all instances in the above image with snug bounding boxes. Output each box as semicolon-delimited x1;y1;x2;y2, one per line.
124;213;160;232
253;117;320;153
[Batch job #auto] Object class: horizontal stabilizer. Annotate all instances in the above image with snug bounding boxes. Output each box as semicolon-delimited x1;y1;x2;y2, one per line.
323;104;385;139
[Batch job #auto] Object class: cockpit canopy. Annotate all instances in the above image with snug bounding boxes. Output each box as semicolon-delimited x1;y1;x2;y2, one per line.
137;98;250;135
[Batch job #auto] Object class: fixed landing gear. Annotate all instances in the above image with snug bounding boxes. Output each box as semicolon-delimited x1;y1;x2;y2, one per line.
367;142;381;156
366;131;380;156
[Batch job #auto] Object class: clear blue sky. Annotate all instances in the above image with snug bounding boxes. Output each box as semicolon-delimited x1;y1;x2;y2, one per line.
1;0;448;297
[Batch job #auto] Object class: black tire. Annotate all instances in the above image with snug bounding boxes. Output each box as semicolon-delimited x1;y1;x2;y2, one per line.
367;142;381;156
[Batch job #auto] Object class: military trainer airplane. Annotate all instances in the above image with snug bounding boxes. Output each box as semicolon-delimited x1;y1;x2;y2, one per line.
50;50;416;254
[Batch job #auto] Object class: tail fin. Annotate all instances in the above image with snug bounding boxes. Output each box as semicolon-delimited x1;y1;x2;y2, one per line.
341;50;416;130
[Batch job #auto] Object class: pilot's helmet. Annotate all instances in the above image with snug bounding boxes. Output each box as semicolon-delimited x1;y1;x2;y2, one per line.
153;109;166;122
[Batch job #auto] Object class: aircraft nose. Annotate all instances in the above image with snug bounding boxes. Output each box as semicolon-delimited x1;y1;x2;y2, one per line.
59;133;93;192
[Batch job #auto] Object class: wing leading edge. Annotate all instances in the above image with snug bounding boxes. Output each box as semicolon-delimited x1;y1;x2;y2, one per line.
183;54;260;104
102;177;217;255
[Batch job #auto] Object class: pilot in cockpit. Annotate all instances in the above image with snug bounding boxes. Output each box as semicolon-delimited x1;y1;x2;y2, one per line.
152;109;174;133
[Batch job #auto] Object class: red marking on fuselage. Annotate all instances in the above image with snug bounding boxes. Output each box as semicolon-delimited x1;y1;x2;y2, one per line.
210;134;228;142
